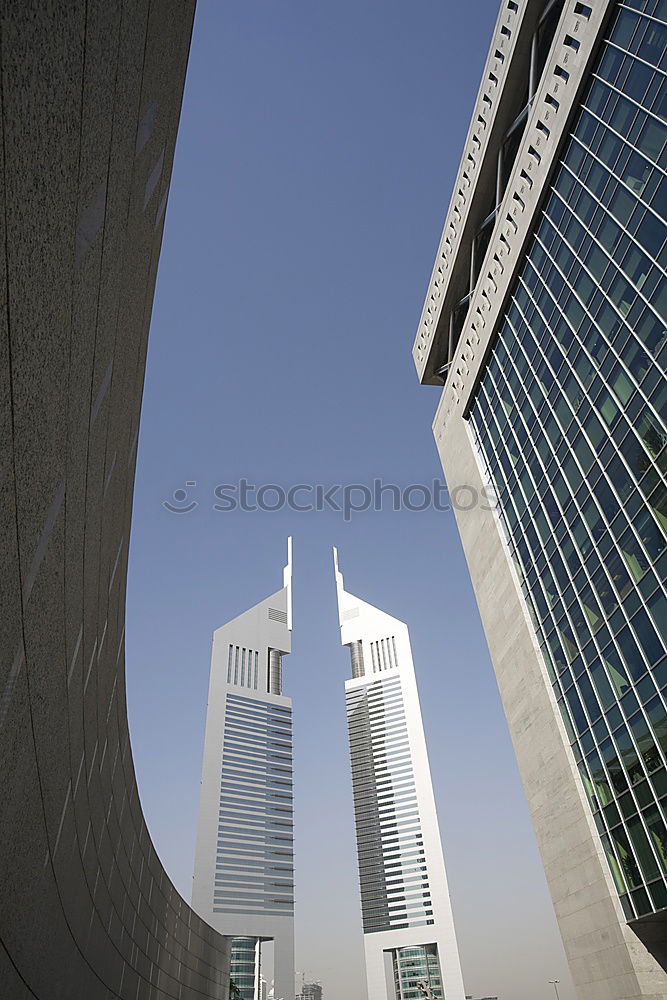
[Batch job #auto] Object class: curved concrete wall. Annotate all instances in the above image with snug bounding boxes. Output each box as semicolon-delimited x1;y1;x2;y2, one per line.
0;3;231;997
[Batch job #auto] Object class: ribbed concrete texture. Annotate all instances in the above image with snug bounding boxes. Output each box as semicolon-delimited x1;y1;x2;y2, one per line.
0;3;231;998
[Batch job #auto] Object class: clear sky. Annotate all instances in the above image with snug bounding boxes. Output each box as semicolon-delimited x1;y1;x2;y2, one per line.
126;2;577;999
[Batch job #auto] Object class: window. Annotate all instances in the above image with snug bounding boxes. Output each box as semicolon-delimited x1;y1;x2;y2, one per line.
468;0;667;920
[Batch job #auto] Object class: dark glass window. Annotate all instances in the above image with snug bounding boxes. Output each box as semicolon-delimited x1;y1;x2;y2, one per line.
469;0;667;919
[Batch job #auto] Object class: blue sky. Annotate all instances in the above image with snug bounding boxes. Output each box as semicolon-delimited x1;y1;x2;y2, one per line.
127;2;576;998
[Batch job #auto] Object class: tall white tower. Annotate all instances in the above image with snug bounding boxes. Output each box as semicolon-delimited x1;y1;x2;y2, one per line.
334;549;465;1000
193;540;294;1000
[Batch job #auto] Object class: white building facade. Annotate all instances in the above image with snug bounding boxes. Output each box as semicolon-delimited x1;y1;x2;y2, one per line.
334;550;466;1000
193;541;294;1000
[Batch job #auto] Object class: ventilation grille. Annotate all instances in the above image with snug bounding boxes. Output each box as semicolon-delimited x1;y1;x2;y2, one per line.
343;608;360;621
268;649;283;696
370;636;398;673
226;645;259;690
349;640;365;679
268;608;288;623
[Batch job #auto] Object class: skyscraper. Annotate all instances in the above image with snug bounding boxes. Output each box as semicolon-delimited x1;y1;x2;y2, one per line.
193;541;295;1000
413;0;667;995
334;550;466;1000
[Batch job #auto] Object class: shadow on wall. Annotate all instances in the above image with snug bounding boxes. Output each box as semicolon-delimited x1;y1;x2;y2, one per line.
0;3;230;997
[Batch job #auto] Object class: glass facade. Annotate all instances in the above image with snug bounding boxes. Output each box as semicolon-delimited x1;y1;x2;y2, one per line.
469;0;667;922
230;937;258;1000
391;943;443;1000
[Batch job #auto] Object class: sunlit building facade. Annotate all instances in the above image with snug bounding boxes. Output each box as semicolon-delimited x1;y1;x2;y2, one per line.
334;551;466;1000
231;937;262;1000
413;0;667;995
193;542;294;1000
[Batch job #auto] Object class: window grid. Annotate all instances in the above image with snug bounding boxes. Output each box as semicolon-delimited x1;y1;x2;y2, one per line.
469;0;667;922
392;943;443;1000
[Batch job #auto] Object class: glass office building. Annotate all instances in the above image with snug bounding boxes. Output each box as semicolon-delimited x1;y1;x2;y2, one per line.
469;0;667;924
413;0;667;992
231;938;261;1000
391;944;443;1000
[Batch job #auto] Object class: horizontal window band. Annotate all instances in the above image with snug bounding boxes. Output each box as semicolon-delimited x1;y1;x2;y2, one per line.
362;887;432;902
356;829;423;845
223;738;293;754
214;907;294;917
224;723;291;735
224;718;292;732
223;745;292;763
219;787;293;800
218;817;294;832
218;818;294;831
224;716;292;732
217;833;294;846
216;846;294;859
215;877;294;888
219;800;293;813
225;708;292;723
222;765;293;780
225;709;292;725
222;761;294;776
215;885;294;895
224;712;291;726
218;812;293;826
348;717;406;731
216;864;294;874
214;889;294;901
214;894;294;905
226;695;292;713
218;822;294;835
214;891;294;902
225;706;292;731
359;860;426;874
223;730;293;745
221;774;293;789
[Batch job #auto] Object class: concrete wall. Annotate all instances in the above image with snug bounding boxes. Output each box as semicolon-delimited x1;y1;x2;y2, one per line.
0;3;231;997
437;416;667;1000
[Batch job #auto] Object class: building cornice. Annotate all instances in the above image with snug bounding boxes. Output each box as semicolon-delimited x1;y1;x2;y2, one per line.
414;0;614;393
431;0;615;444
413;0;536;384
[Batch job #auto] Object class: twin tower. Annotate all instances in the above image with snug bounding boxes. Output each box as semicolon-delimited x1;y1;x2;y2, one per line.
192;541;466;1000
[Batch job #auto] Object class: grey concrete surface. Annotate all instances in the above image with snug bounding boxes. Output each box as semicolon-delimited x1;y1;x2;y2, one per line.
0;3;231;998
